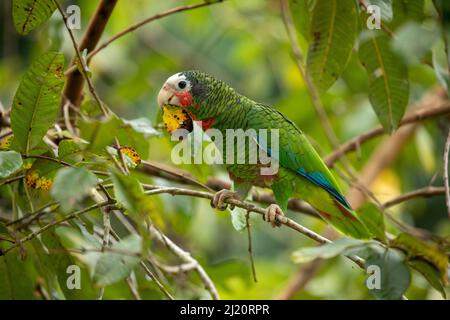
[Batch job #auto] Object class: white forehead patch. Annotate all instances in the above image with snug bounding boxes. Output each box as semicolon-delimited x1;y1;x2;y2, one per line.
166;73;191;91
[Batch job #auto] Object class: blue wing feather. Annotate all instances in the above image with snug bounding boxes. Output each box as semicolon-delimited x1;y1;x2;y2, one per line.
296;168;351;209
259;138;351;211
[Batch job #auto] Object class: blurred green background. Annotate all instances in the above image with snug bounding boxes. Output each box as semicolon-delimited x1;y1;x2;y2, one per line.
0;0;449;299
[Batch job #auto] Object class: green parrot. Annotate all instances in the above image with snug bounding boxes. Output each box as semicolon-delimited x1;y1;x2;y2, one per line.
158;70;371;239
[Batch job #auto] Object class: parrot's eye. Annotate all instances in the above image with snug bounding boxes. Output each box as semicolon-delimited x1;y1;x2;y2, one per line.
178;80;187;89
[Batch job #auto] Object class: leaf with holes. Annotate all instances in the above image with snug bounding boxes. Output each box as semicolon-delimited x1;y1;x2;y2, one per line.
10;52;65;154
307;0;358;93
359;33;409;133
12;0;57;35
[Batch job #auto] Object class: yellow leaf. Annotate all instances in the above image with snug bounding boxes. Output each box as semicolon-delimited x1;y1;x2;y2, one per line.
119;146;141;166
162;105;193;134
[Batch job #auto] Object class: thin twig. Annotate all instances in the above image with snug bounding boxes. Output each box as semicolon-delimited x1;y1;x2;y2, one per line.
382;186;446;209
126;276;141;300
444;130;450;219
145;186;329;244
0;175;25;188
8;202;60;229
148;224;221;300
325;101;450;166
23;154;75;168
114;137;129;176
0;200;114;256
152;260;197;274
143;186;365;269
107;225;174;300
245;211;257;283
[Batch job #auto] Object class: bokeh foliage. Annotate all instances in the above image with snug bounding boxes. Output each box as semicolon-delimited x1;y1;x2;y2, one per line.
0;0;449;300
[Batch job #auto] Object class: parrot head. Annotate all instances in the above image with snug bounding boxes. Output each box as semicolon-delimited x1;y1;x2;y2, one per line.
158;70;235;131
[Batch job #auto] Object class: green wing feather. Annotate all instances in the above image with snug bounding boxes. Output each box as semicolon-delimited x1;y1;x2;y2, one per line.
248;104;372;239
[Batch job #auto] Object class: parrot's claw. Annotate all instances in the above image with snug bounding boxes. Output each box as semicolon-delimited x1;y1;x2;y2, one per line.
210;189;239;211
264;204;284;228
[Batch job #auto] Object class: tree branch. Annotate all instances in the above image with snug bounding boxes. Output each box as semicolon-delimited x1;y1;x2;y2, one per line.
0;200;114;256
382;186;446;209
325;93;450;167
142;185;365;269
444;130;450;219
62;0;118;111
148;224;220;300
54;0;109;116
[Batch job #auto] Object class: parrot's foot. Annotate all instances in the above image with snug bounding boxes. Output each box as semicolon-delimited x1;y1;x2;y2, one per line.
264;204;284;228
210;189;239;211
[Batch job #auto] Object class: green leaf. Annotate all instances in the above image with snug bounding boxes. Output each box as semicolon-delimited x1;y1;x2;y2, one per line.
364;246;411;300
29;238;65;299
291;238;365;264
307;0;358;93
0;249;35;299
392;22;440;65
93;234;142;286
122;118;159;138
50;167;98;212
288;0;314;41
390;233;449;286
0;151;23;178
10;52;65;154
409;259;447;299
356;203;386;243
391;0;424;29
111;170;148;215
55;226;102;273
230;207;247;231
12;0;56;35
110;171;155;253
117;119;155;160
58;139;83;164
78;114;121;152
359;33;409;132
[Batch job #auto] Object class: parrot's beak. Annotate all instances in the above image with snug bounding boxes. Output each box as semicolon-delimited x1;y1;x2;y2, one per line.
158;83;181;108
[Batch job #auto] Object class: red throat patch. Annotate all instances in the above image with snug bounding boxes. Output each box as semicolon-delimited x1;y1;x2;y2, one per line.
174;91;193;107
195;118;215;130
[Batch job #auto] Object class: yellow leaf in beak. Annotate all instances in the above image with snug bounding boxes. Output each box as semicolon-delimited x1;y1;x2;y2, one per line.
162;104;193;134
